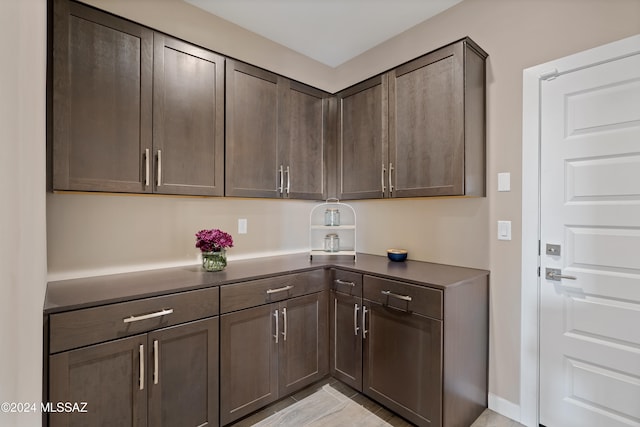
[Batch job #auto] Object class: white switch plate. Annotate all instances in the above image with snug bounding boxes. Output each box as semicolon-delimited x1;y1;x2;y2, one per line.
238;218;247;234
497;220;511;241
498;172;511;192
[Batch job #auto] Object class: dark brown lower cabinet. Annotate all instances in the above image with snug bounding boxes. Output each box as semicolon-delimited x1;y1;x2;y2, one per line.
363;301;443;427
220;291;328;426
330;271;487;427
49;317;219;427
330;291;363;391
148;319;219;427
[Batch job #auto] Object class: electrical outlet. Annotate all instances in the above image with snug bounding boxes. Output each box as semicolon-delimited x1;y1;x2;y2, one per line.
238;218;247;234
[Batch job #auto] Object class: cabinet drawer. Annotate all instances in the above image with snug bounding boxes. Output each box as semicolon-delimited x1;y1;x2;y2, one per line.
363;275;442;319
331;269;362;297
49;287;219;354
220;269;327;313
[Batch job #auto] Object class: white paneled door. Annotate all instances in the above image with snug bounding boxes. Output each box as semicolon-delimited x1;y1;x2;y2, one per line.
539;52;640;426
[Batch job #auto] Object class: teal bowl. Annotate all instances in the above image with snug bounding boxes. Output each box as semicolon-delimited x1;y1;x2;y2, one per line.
387;249;408;262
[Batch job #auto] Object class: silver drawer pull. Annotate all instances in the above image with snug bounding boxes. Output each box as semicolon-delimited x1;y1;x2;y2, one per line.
139;344;145;390
335;279;356;287
144;148;150;187
156;150;162;187
274;309;279;344
282;307;288;341
266;285;293;295
153;339;159;385
123;308;174;323
362;306;368;339
381;290;412;302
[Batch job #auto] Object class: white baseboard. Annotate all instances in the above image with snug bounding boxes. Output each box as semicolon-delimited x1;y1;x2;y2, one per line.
488;392;521;424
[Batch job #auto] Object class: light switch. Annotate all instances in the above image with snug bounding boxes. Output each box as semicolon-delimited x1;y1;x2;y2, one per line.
498;172;511;192
497;221;511;241
238;218;247;234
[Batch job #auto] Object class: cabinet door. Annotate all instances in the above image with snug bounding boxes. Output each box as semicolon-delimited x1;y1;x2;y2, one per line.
337;75;388;200
279;80;328;200
220;304;278;425
225;60;281;198
148;317;219;427
52;0;153;193
388;42;465;197
49;334;147;427
278;291;329;396
330;291;363;391
363;301;443;427
153;34;224;196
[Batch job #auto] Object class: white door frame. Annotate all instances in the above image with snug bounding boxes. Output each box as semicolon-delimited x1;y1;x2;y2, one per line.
520;33;640;427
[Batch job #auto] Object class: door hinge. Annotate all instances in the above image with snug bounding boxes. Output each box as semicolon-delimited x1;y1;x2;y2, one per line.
537;266;541;277
538;240;541;255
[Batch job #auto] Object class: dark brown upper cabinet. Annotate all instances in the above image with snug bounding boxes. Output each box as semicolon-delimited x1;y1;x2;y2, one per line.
153;34;225;196
280;80;329;200
52;0;153;193
52;0;225;196
336;38;487;199
336;75;389;200
226;60;329;199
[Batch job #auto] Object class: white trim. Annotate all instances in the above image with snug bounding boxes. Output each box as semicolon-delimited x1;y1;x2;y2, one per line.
488;393;521;423
520;34;640;427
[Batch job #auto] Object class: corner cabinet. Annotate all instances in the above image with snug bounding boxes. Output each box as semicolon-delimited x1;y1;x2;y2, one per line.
335;75;388;200
47;287;220;427
51;0;224;196
336;37;487;199
330;269;488;427
329;269;364;391
225;60;329;199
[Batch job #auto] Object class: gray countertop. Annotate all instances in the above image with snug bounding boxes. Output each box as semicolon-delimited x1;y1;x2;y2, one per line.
44;253;488;314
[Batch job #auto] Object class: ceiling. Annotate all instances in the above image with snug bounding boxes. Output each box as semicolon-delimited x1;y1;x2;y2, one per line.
184;0;464;67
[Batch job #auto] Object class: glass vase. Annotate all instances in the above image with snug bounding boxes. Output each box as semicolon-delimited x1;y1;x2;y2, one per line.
201;249;227;272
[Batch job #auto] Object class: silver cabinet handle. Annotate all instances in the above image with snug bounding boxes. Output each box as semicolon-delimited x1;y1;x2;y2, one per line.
381;163;387;195
545;268;577;281
335;279;356;287
278;165;284;194
144;148;150;187
139;344;145;391
381;290;412;302
362;306;368;339
282;307;287;341
274;309;279;344
266;285;293;295
285;166;290;196
153;339;159;385
354;303;360;336
156;150;162;187
123;308;173;323
388;162;394;195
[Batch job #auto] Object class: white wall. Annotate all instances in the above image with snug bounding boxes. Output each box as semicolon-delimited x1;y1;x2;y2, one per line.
0;0;47;426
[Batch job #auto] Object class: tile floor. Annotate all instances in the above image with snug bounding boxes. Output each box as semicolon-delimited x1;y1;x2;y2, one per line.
228;378;525;427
